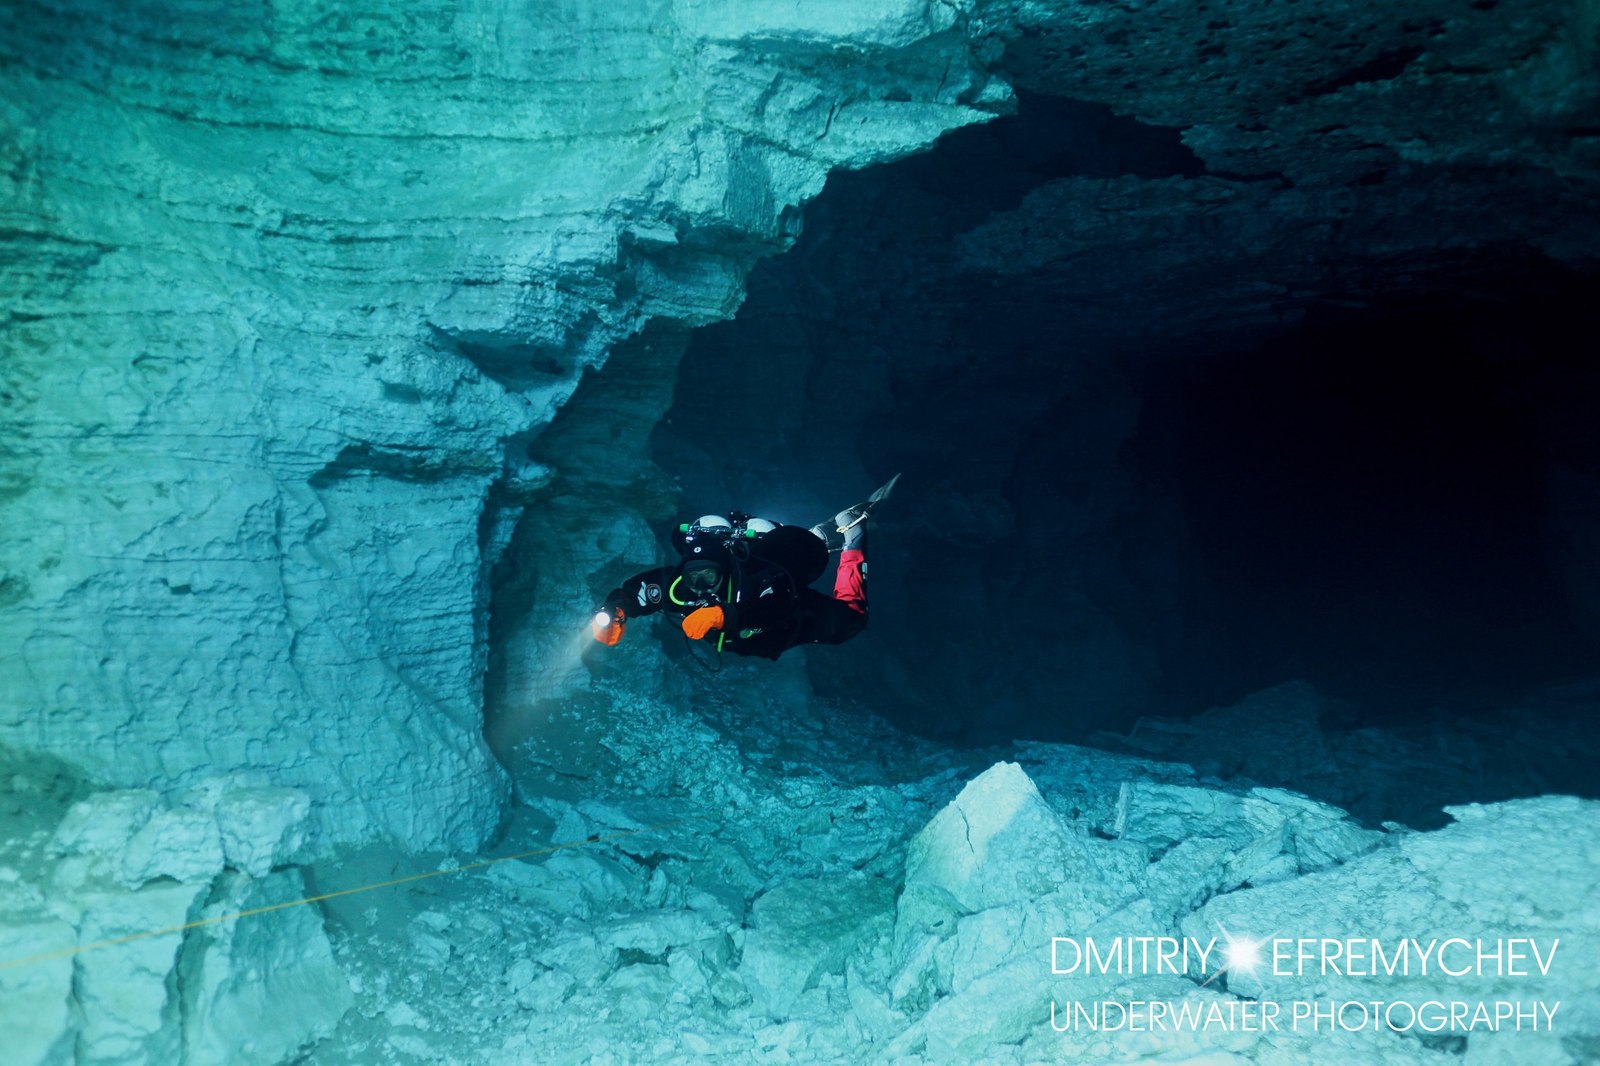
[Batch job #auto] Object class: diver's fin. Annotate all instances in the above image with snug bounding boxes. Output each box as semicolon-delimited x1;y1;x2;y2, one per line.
866;471;901;509
838;472;901;533
809;474;901;551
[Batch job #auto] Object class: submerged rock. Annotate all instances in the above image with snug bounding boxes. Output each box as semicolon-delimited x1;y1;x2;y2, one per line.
179;870;353;1066
905;761;1111;915
742;870;896;1017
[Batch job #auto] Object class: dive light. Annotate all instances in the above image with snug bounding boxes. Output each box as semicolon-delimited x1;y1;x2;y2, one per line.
591;607;625;646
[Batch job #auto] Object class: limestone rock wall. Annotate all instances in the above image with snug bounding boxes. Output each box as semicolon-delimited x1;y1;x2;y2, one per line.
0;0;1008;851
970;0;1600;332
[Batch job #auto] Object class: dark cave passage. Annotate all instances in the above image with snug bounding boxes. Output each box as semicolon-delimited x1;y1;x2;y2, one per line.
1132;281;1600;721
656;93;1600;751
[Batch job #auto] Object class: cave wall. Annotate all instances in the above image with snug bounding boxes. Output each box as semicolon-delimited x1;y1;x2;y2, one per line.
961;0;1599;361
0;0;1009;851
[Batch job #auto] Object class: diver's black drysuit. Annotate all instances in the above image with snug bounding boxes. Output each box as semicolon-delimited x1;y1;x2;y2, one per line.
601;523;867;660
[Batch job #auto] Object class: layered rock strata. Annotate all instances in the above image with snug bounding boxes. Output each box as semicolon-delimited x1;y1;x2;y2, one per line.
0;0;1007;850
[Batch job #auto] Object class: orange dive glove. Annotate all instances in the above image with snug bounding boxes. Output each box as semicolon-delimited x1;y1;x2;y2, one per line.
681;605;725;640
592;607;625;646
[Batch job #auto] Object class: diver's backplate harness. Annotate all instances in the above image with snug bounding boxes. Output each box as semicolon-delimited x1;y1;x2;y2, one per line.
669;512;794;662
669;512;772;606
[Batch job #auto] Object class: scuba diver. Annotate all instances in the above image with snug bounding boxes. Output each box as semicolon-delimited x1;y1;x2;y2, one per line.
591;475;899;661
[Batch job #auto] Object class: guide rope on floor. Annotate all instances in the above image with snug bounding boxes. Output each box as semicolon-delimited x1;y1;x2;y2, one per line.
0;818;697;973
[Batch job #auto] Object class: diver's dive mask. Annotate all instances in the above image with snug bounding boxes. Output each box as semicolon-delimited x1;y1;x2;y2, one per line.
682;559;724;599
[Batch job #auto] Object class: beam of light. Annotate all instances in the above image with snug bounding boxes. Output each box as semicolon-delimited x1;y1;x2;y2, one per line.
485;617;604;757
570;617;604;662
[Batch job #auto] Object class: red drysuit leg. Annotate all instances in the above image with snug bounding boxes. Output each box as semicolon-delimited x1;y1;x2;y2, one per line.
834;549;867;615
